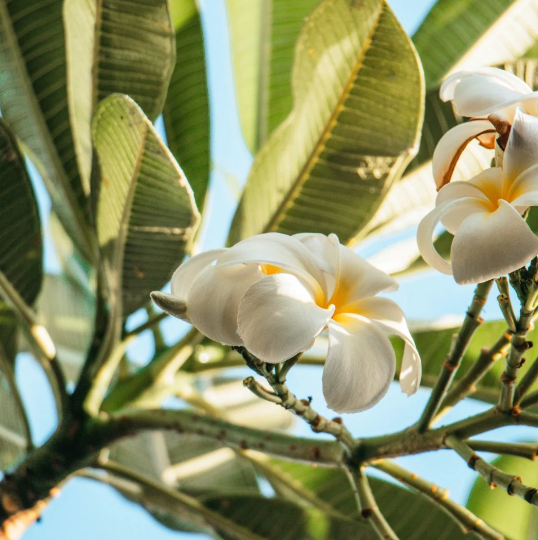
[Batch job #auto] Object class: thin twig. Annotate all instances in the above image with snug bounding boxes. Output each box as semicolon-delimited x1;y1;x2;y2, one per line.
496;278;517;332
514;353;538;406
467;440;538;461
125;309;167;340
236;347;356;450
372;460;503;540
348;467;399;540
446;436;538;506
437;331;511;417
416;281;492;432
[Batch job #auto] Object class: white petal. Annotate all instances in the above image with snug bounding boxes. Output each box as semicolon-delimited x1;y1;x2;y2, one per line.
507;163;538;202
432;120;495;189
343;297;421;396
331;245;397;309
510;190;538;208
294;233;340;298
237;273;334;363
216;233;327;300
503;110;538;184
171;249;226;301
440;68;532;102
417;198;490;275
451;200;538;284
323;315;395;413
187;263;263;346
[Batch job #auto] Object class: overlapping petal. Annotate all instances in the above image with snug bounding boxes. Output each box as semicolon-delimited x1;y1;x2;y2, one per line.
343;297;420;396
187;263;263;345
331;245;397;311
432;120;494;189
323;314;396;413
503;109;538;183
417;197;490;275
451;200;538;284
216;233;328;301
237;273;334;363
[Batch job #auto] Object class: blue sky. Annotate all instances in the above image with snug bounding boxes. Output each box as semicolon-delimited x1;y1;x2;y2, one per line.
17;0;528;538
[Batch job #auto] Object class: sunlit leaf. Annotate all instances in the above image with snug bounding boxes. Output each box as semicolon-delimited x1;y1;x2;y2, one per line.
92;94;200;317
163;0;210;208
228;0;424;245
225;0;321;153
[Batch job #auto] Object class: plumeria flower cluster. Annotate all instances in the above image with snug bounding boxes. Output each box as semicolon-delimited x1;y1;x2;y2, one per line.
153;232;421;413
418;67;538;285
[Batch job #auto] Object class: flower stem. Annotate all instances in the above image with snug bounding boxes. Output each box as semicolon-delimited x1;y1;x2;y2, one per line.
372;460;503;540
416;281;492;432
514;352;538;405
467;440;538;460
446;436;538;506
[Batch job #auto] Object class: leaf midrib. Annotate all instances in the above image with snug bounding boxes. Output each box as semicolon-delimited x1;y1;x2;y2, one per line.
0;0;91;256
255;0;272;150
261;0;386;234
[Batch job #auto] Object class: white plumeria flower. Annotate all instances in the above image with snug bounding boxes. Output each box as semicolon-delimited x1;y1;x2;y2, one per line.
418;109;538;285
433;67;538;190
152;232;421;413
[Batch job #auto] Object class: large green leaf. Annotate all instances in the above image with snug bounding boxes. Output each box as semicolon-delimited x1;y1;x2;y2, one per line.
251;458;470;540
467;453;538;540
0;120;42;362
0;0;92;258
35;274;95;382
91;94;200;317
163;0;210;208
226;0;321;153
228;0;424;245
63;0;176;189
204;495;376;540
0;344;31;470
413;0;538;89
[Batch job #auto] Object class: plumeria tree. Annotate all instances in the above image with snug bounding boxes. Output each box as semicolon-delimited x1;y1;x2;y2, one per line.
4;0;538;539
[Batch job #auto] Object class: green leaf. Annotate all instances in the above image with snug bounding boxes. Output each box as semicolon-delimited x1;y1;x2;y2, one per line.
0;0;92;258
414;0;538;89
110;431;260;501
226;0;322;153
251;459;470;539
163;0;210;208
35;274;95;382
91;94;200;317
0;120;42;363
63;0;176;188
0;344;31;470
204;495;376;540
467;454;538;540
228;0;424;245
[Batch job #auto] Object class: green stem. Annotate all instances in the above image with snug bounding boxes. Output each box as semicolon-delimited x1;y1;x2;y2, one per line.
514;353;538;405
467;440;538;460
349;468;398;540
437;330;511;417
446;436;538;507
416;281;492;432
372;460;502;540
141;304;167;352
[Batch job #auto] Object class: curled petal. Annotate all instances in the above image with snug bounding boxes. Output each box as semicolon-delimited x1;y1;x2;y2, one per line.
331;245;397;309
503;110;538;184
417;198;490;275
452;200;538;284
440;68;532;102
323;315;395;413
508;163;538;203
171;249;226;301
432;120;495;189
294;233;340;298
237;273;334;363
343;297;421;396
188;263;263;346
216;233;327;301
